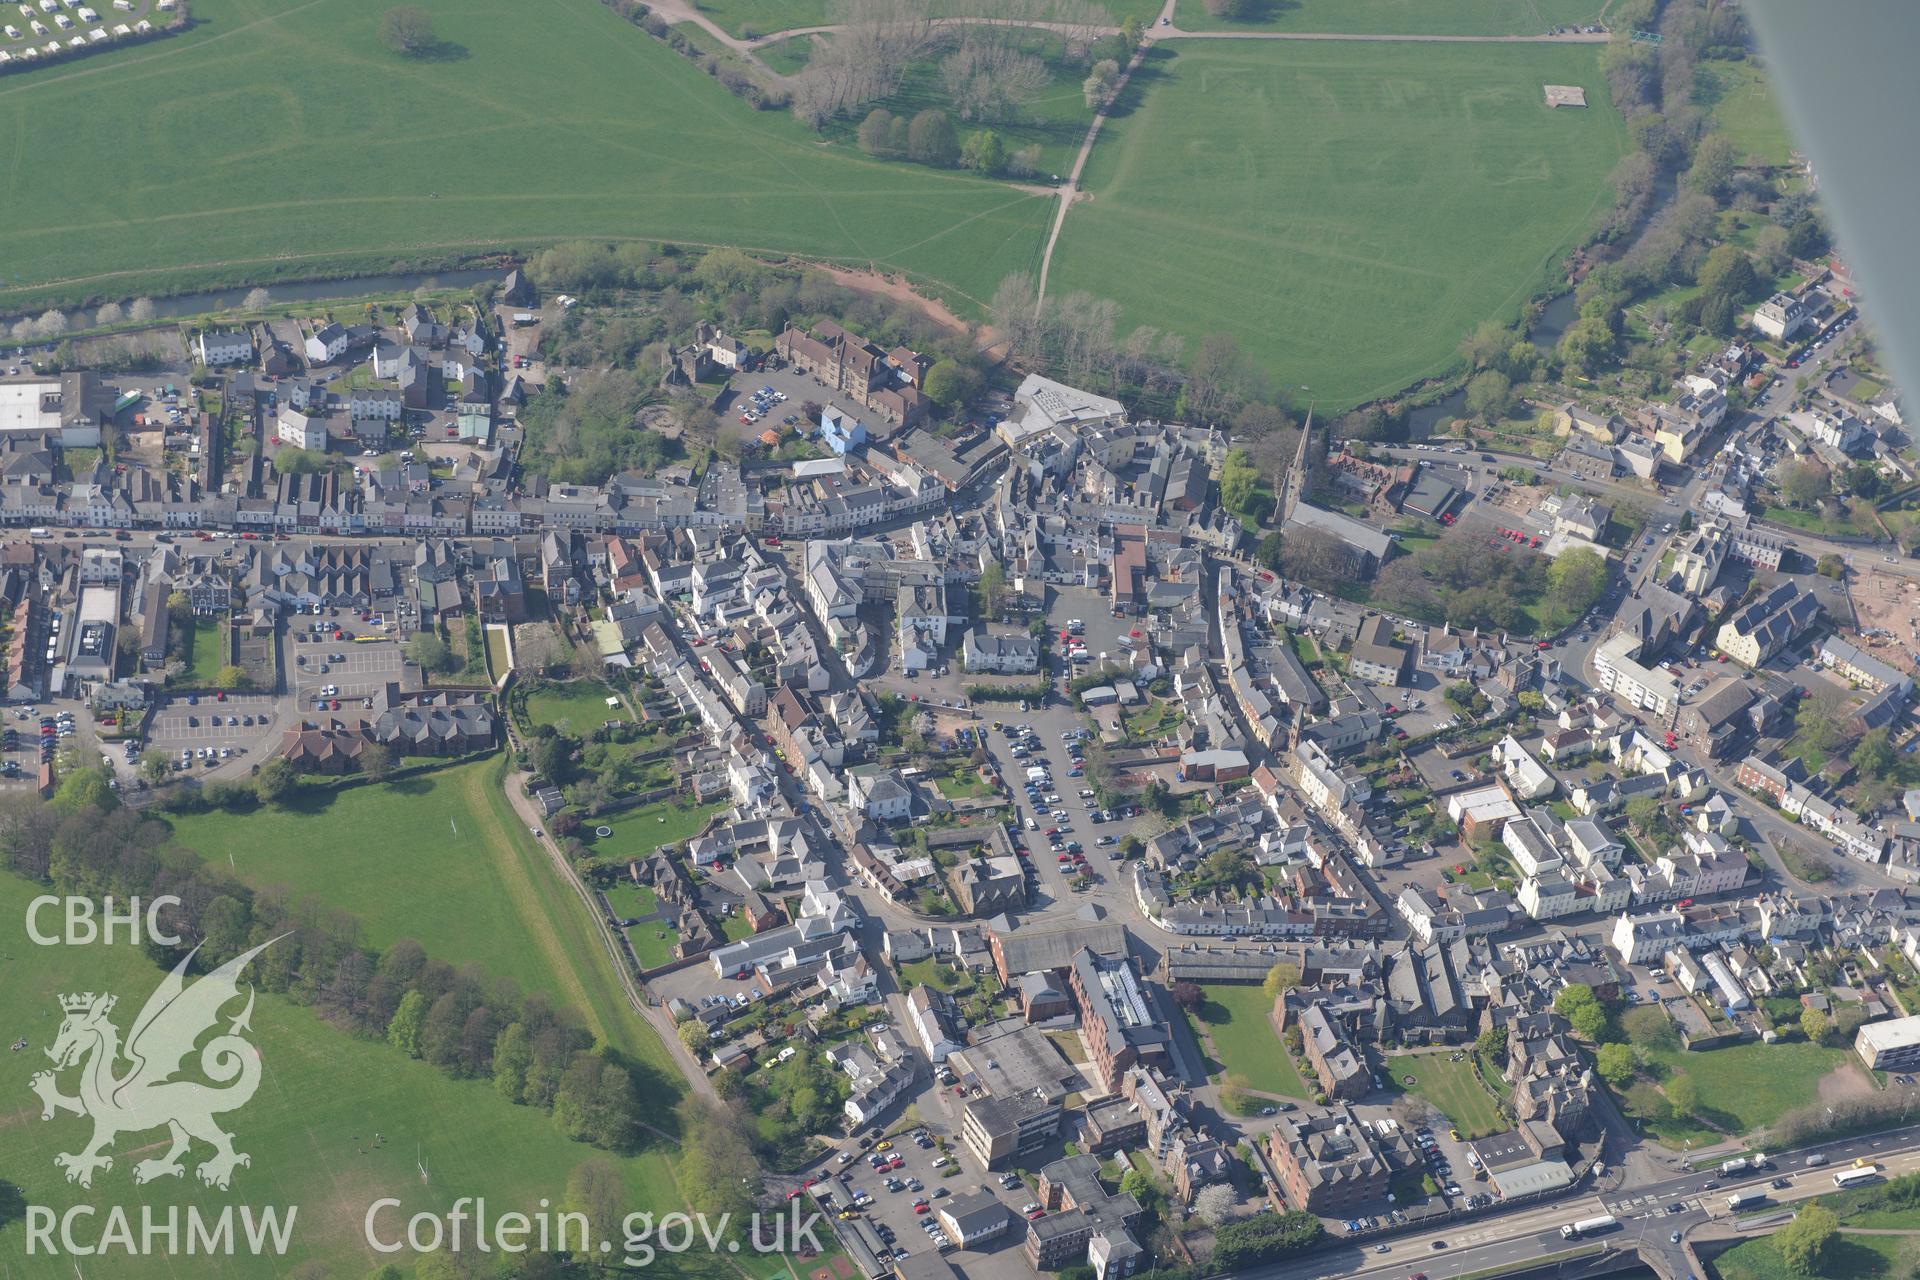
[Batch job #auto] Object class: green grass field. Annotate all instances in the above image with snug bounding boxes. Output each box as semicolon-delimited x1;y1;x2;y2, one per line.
1385;1052;1507;1138
1190;983;1312;1099
0;0;1051;315
1699;56;1797;167
1047;40;1630;406
1713;1227;1907;1280
1635;1038;1858;1139
525;678;627;732
163;756;676;1080
1171;0;1607;35
0;872;694;1280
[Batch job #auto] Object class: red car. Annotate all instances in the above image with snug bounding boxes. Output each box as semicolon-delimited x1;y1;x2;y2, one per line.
1026;1209;1046;1221
888;1157;904;1171
1536;640;1551;650
913;1203;930;1215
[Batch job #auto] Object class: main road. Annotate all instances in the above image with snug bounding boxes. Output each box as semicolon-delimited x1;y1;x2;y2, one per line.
1246;1123;1920;1280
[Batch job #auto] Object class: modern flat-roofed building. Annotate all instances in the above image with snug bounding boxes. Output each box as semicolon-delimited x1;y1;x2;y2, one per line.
1857;1015;1920;1072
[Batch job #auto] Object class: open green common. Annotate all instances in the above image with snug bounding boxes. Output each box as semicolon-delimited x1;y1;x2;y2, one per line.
0;872;703;1280
161;756;676;1076
0;0;1051;314
1045;39;1631;406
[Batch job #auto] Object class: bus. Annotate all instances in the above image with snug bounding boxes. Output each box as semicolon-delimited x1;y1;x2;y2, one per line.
1833;1166;1881;1189
353;634;385;643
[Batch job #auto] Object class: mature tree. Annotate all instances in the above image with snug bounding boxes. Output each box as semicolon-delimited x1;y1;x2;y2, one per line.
128;297;156;323
253;758;299;807
1263;961;1302;1000
1475;1025;1507;1062
1665;1072;1699;1119
493;1022;534;1102
1685;133;1740;202
139;753;171;787
1083;58;1120;109
960;129;1006;174
1800;1006;1831;1046
856;108;898;157
1170;981;1205;1013
675;1096;761;1220
907;109;958;166
1594;1041;1635;1087
1464;370;1513;424
1219;447;1260;516
564;1158;628;1258
1218;1073;1255;1115
243;288;272;312
1183;332;1256;421
54;768;116;814
387;989;428;1058
922;358;978;410
1546;547;1608;624
677;1020;712;1054
1557;315;1617;376
378;5;435;54
1193;1183;1238;1227
407;631;459;674
359;742;396;781
1778;460;1831;508
1569;1001;1608;1042
1696;243;1757;302
1776;1203;1838;1276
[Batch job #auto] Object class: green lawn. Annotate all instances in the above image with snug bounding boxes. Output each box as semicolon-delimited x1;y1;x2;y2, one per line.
1190;983;1312;1099
1047;40;1630;407
0;871;694;1280
934;770;997;799
1699;56;1797;167
581;797;729;863
900;957;977;994
0;0;1052;317
525;678;627;733
604;880;663;920
1633;1038;1858;1140
1385;1052;1507;1139
175;616;228;686
1713;1227;1907;1280
627;918;683;968
1171;0;1607;36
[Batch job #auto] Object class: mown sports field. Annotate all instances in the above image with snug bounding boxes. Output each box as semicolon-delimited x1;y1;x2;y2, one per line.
1045;39;1630;406
0;0;1051;314
0;873;711;1280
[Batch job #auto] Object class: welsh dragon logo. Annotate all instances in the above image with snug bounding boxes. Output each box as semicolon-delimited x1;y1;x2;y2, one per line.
29;938;278;1191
